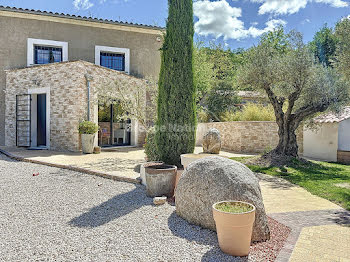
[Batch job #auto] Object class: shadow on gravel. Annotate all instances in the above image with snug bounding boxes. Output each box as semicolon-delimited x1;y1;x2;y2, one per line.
167;212;245;262
328;209;350;225
69;185;151;228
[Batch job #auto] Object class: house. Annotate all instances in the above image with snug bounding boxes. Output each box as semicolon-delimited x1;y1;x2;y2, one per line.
303;107;350;163
235;91;268;108
0;6;163;151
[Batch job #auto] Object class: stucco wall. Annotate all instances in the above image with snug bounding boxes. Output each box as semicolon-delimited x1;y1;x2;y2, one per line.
0;12;162;145
338;119;350;151
5;61;147;151
303;123;339;162
196;121;303;154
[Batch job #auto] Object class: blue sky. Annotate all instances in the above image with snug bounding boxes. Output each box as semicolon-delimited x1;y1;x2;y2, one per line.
1;0;350;49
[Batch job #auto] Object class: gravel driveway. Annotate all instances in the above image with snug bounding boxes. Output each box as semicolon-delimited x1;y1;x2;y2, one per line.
0;154;243;262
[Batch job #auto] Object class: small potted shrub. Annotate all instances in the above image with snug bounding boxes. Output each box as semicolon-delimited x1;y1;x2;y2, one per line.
78;121;99;154
212;201;256;257
140;127;164;186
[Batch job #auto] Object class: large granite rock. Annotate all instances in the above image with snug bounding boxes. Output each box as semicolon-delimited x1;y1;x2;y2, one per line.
175;156;270;242
202;128;221;154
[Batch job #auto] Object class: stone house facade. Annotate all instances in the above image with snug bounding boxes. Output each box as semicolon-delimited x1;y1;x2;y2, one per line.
0;5;163;147
5;61;148;151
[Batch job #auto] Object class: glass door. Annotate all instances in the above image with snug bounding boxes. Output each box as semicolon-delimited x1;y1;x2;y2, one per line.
98;102;131;147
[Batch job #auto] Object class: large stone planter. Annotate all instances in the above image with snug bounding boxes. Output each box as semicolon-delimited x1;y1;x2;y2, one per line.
145;164;177;197
81;134;95;154
181;153;227;169
140;161;164;186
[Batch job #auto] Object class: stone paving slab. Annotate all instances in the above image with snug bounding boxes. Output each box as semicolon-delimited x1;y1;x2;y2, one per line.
258;173;341;213
270;209;350;262
289;225;350;262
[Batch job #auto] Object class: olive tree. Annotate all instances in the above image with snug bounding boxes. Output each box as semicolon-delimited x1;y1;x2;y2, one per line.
335;18;350;81
237;29;349;159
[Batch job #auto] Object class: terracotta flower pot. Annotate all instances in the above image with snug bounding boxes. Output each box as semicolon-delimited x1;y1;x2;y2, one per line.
145;164;177;197
212;201;256;257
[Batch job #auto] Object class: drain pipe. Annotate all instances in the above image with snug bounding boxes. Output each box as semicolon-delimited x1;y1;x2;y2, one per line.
84;74;93;121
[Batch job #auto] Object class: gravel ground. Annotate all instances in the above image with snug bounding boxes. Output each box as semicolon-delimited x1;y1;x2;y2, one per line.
0;154;288;262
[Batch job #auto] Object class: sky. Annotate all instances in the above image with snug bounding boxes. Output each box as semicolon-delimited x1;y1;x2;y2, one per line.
1;0;350;49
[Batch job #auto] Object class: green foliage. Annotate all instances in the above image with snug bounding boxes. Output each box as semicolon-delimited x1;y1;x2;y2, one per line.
155;0;197;166
206;80;240;121
194;43;244;122
78;121;99;134
309;24;337;67
215;202;253;213
222;103;275;122
144;127;161;161
335;18;350;82
194;42;215;105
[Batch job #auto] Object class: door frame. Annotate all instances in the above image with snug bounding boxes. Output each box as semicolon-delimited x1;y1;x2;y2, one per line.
28;87;50;149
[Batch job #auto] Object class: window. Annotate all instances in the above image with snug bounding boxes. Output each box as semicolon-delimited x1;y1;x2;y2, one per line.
100;52;125;71
27;38;68;67
95;46;130;74
34;46;63;64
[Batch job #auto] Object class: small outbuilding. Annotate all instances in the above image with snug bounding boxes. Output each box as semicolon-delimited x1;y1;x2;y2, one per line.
303;107;350;163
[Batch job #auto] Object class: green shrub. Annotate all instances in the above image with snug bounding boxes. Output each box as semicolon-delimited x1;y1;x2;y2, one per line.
155;0;197;166
144;127;160;161
78;121;99;134
222;103;275;122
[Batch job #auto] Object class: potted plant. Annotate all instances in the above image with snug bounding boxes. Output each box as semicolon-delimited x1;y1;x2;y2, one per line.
145;164;177;197
78;121;99;154
212;201;256;257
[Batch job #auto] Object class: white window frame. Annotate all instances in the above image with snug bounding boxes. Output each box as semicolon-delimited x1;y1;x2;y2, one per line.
95;45;130;74
27;38;68;67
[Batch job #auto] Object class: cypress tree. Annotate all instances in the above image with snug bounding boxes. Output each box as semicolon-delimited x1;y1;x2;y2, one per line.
155;0;196;166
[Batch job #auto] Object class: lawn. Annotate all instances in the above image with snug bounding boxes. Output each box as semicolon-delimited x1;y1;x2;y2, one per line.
231;157;350;210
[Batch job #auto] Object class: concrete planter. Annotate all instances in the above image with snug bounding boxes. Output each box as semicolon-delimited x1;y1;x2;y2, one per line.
81;134;95;154
145;164;177;197
212;201;256;257
140;161;164;186
181;153;226;169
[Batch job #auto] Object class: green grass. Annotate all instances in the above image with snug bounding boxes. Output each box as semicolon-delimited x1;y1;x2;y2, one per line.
215;202;254;213
230;157;350;210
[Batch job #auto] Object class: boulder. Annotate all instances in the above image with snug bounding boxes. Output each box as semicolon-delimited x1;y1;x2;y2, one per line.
175;156;270;242
202;128;221;154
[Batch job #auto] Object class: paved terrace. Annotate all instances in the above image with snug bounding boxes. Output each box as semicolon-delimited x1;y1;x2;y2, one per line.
0;146;254;182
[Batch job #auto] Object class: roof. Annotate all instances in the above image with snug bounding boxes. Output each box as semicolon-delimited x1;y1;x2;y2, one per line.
0;5;163;31
5;60;146;82
314;107;350;123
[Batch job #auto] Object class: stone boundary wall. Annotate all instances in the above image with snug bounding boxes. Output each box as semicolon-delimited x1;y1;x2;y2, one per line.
196;121;303;154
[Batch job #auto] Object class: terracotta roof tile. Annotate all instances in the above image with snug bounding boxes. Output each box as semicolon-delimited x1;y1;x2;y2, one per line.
314;107;350;123
0;5;164;31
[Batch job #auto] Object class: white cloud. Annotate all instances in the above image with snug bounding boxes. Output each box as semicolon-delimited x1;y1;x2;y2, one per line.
73;0;94;10
251;0;348;15
193;0;286;40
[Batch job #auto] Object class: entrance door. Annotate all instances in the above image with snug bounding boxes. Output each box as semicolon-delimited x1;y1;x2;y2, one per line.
98;103;132;147
37;94;46;146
